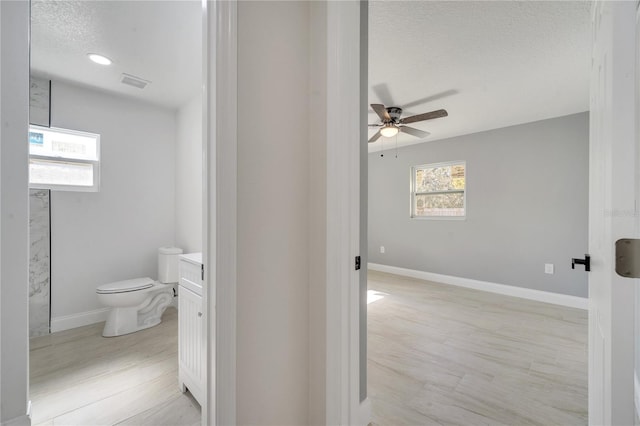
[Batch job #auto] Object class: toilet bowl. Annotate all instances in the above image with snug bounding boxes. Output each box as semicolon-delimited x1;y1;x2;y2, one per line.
96;247;182;337
97;278;174;337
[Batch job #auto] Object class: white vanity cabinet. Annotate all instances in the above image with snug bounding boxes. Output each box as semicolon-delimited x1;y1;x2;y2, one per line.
178;253;205;406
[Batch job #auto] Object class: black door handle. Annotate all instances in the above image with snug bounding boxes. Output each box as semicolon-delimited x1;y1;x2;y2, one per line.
572;254;591;272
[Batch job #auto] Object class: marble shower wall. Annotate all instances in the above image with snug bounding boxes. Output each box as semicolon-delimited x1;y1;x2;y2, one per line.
30;189;50;337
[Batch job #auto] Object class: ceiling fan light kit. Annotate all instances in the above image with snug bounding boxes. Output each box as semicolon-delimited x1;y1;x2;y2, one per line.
380;124;399;137
368;102;448;143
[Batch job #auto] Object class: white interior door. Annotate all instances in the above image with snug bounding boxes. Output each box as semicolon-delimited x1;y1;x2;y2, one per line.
589;2;637;425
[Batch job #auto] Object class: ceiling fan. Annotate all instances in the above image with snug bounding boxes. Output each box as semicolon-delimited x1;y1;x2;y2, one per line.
368;104;448;143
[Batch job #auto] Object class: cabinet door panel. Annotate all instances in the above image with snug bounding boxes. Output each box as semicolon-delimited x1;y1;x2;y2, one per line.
179;285;204;404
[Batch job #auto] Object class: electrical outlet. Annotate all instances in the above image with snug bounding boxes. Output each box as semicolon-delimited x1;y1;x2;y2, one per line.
380;246;385;254
545;263;554;274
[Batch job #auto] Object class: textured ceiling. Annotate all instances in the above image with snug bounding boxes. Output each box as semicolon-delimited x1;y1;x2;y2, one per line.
31;0;202;109
368;1;592;151
31;1;590;127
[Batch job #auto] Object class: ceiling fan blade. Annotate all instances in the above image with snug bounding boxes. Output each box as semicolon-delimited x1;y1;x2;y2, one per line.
400;126;430;139
371;104;391;122
401;90;458;109
400;109;448;125
368;130;383;143
368;123;381;127
372;83;394;106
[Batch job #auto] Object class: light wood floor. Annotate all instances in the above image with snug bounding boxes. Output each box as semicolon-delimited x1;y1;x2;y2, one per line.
30;307;201;426
368;271;588;426
30;274;586;425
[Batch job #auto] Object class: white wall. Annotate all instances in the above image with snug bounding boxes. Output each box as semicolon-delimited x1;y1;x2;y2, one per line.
49;80;176;319
236;2;310;424
0;1;30;423
175;93;202;254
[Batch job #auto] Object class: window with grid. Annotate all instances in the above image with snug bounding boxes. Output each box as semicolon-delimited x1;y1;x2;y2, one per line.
29;126;100;192
411;161;465;218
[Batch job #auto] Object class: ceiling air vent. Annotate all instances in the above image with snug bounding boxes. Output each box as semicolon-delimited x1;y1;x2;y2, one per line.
120;73;150;89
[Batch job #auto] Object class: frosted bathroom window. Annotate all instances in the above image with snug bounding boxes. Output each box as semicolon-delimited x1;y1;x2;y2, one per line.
29;159;94;187
411;161;465;218
28;126;100;191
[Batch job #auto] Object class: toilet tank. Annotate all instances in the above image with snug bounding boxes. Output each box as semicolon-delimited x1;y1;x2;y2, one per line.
158;247;183;283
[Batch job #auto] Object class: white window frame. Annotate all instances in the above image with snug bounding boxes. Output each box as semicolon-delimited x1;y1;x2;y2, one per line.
410;160;466;220
28;125;101;192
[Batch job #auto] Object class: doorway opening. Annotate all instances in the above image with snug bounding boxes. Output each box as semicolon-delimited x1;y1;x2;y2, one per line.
27;1;208;424
364;2;590;424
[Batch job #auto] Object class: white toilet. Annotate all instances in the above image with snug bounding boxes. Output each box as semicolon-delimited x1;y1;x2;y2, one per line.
96;247;183;337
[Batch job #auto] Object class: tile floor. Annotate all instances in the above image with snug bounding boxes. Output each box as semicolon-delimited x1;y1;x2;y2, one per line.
30;308;201;426
368;270;588;426
29;273;588;426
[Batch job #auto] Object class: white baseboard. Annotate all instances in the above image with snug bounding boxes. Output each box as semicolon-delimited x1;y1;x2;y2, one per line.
635;371;640;422
359;397;372;426
368;263;588;310
50;307;110;333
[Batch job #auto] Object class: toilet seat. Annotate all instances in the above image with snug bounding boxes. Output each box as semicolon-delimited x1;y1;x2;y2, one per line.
97;277;155;294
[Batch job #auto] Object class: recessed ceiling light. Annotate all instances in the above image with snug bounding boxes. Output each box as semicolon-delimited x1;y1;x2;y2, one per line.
87;53;112;66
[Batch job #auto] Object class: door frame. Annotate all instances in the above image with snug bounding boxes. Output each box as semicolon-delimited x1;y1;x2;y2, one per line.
15;0;216;426
588;1;638;425
325;1;365;424
0;1;30;424
0;0;213;423
205;0;237;425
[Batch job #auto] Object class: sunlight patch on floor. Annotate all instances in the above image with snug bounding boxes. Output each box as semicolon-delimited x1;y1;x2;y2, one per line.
367;290;388;304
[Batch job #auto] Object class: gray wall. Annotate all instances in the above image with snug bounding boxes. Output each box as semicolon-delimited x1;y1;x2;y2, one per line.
368;112;589;298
